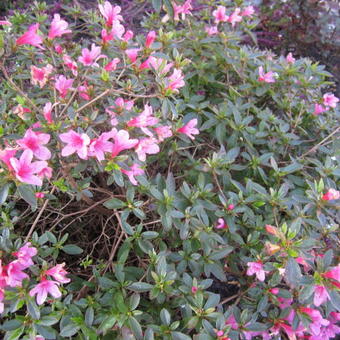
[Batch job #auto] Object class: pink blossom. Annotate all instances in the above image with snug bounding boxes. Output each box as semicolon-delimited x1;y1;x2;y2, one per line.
31;64;53;88
323;93;339;108
191;286;198;294
258;66;276;83
269;288;279;295
313;285;330;307
295;257;311;271
123;30;134;42
78;44;106;67
98;2;123;27
300;307;330;336
154;125;173;142
139;57;151;71
205;26;218;36
62;54;78;76
59;130;90;160
54;44;63;54
177;118;199;140
45;263;70;284
313;103;327;115
323;264;340;282
111;20;125;40
127;104;159;136
10;150;48;186
216;330;224;337
166;69;185;92
16;23;44;49
12;242;37;269
322;188;340;201
13;105;31;120
227;8;243;27
38;166;52;180
215;218;227;229
173;0;192;21
89;130;115;161
111;130;138;158
227;204;235;211
121;163;145;186
126;48;140;63
29;279;61;305
106;98;134;115
17;129;51;161
212;6;228;24
135;138;160;161
101;29;114;43
148;56;173;75
43;102;53;124
6;261;29;287
145;31;156;48
48;14;71;40
241;6;255;17
55;75;74;98
246;261;267;281
104;58;120;71
286;52;295;64
78;82;92;101
0;147;17;170
0;20;11;26
35;192;45;198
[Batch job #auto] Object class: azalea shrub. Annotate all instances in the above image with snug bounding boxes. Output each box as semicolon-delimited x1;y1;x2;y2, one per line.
0;1;339;339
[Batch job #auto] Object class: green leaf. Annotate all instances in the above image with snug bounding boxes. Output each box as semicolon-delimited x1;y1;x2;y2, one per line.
85;307;94;327
4;327;24;340
129;316;143;340
27;299;40;320
160;308;171;326
128;282;154;292
171;332;192;340
59;323;80;337
103;198;126;209
0;183;10;205
62;244;83;255
285;257;302;287
99;316;116;334
163;0;174;18
209;246;234;260
2;319;23;331
152;0;162;13
17;184;37;210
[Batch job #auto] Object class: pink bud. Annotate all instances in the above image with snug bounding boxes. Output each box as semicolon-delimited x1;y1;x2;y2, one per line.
227;204;234;211
191;286;198;294
269;288;279;295
145;31;156;48
35;192;45;198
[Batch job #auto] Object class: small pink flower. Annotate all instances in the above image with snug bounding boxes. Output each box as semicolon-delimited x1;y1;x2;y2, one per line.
10;150;48;186
127;104;159;136
285;52;295;64
78;44;106;67
135;138;160;161
323;93;339;108
241;6;255;17
154;125;173;142
322;188;340;201
148;56;173;75
89;130;115;161
205;26;218;36
173;0;192;21
12;242;37;269
62;54;78;76
38;166;52;180
13;105;31;120
123;30;134;42
35;192;45;198
17;129;51;161
54;44;63;54
6;261;29;287
313;285;330;307
177;119;199;140
139;57;151;71
323;264;340;282
43;102;53;124
121;163;145;186
78;82;92;101
215;330;224;337
98;1;123;27
0;147;17;170
227;204;234;211
145;31;156;48
269;288;279;295
212;6;228;23
55;75;74;98
246;261;267;281
111;130;138;158
166;69;185;93
59;130;90;159
258;66;276;83
45;263;70;284
104;58;120;71
126;48;140;63
29;279;61;305
191;286;198;294
227;8;243;27
0;20;11;26
16;23;44;49
31;64;53;88
313;103;327;115
215;218;227;229
48;14;71;40
101;29;114;43
111;20;125;39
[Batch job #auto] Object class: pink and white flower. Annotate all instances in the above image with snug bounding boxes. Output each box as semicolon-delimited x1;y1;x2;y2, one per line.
45;263;70;284
98;2;123;27
48;14;71;40
31;64;53;88
166;69;185;93
16;23;44;49
135;138;160;161
323;93;339;108
258;66;276;83
6;261;29;287
246;261;267;281
29;279;61;305
227;8;243;27
121;163;145;186
59;130;90;160
322;188;340;201
177;119;199;140
55;75;74;98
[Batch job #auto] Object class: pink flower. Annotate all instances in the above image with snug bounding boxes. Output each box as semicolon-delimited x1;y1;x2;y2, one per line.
78;44;106;67
111;130;138;158
12;242;37;269
29;279;61;305
205;26;218;36
78;82;92;101
55;75;74;98
62;55;78;76
215;218;228;229
123;30;134;42
31;64;53;88
246;261;267;281
135;138;160;161
154;125;173;142
258;66;276;83
38;166;52;180
104;58;120;71
323;93;339;108
45;263;70;284
6;261;29;287
173;0;192;21
300;307;330;336
241;6;255;17
191;286;198;294
212;6;228;23
166;69;185;92
0;147;17;170
313;103;327;115
43;102;53;124
313;285;330;307
227;8;243;27
89;130;115;161
35;192;45;198
121;163;145;186
323;264;340;282
227;204;235;211
177;118;199;140
0;20;11;26
10;150;48;186
126;48;140;63
285;52;295;64
59;130;90;159
101;29;114;43
16;23;44;49
127;104;159;136
139;57;151;71
13;105;31;120
16;129;51;161
111;20;125;39
54;44;63;54
98;2;123;27
216;330;224;337
48;14;71;40
269;288;279;295
322;188;340;201
145;31;156;48
148;56;173;75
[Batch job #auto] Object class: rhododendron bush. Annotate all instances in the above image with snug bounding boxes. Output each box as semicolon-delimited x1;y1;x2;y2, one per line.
0;1;339;339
